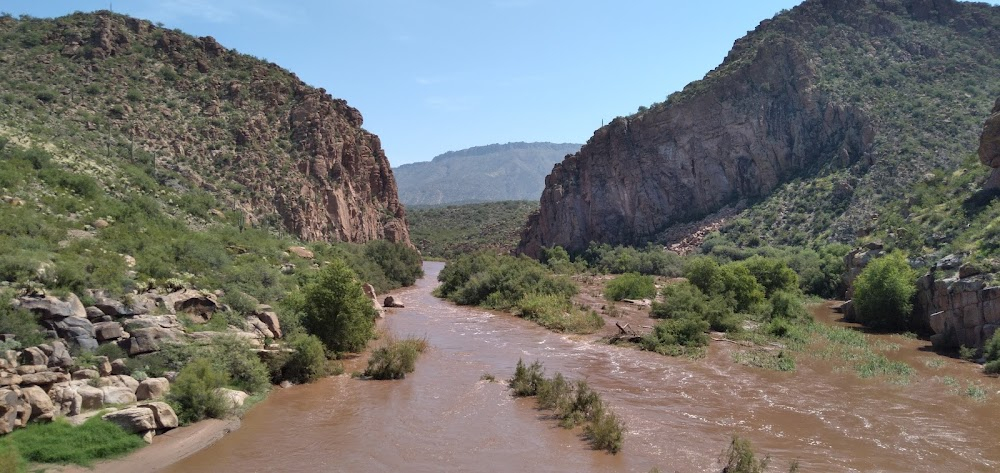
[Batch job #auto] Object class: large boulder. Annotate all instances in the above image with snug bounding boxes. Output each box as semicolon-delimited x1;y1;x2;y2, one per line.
102;407;156;433
383;296;404;308
101;386;137;405
110;358;130;376
50;383;84;417
122;327;183;356
138;401;178;429
78;385;105;410
254;306;282;339
15;294;86;320
19;347;47;366
214;387;248;409
20;385;55;421
156;290;219;318
95;356;113;377
0;388;24;434
43;341;73;368
20;371;69;386
0;372;22;387
979;99;1000;168
50;316;98;350
94;321;125;342
93;296;134;317
136;378;169;400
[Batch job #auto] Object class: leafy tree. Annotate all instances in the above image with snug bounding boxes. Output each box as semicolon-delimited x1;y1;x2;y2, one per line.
363;240;423;287
168;358;229;424
738;255;798;297
300;259;377;353
604;273;655;301
853;252;917;331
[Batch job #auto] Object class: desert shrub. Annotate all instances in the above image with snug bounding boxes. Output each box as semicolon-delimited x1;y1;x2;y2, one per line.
38;168;100;198
684;257;765;313
651;282;706;319
129;343;196;378
853;252;918;331
278;333;328;383
720;435;770;473
509;358;545;397
537;372;573;411
585;403;625;454
0;443;24;473
984;359;1000;375
363;240;424;288
207;335;270;394
176;189;216;218
604;273;655;301
0;291;44;347
641;317;710;355
0;416;144;466
436;253;576;310
984;330;1000;363
298;258;377;353
767;290;810;322
93;342;126;360
363;336;427;380
581;243;684;276
168;357;230;424
738;256;798;297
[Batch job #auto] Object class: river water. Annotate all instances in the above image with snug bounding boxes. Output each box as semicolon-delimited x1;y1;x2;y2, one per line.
167;262;999;472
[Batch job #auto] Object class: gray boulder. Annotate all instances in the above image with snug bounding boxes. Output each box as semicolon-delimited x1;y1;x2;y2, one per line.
15;294;86;320
101;386;137;405
136;378;169;400
20;385;55;421
138;401;178;429
94;321;125;342
102;407;156;433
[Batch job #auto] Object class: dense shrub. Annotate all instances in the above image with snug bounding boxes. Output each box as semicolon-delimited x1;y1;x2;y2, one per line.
168;358;229;423
684;257;765;313
738;256;798;298
509;358;545;397
0;291;44;347
207;335;270;394
514;293;603;333
853;252;918;331
581;243;684;276
720;435;770;473
363;240;424;287
640;317;710;355
436;253;576;310
363;337;427;380
298;259;377;353
651;282;707;319
767;290;810;322
585;403;625;454
604;273;655;301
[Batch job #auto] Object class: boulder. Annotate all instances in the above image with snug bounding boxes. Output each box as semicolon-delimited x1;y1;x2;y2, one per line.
15;364;48;375
979;98;1000;168
363;284;384;319
136;378;169;400
51;383;84;417
255;309;282;339
94;321;125;342
46;340;74;368
157;290;219;318
71;369;100;380
122;314;182;331
51;316;98;350
247;317;274;339
78;385;105;410
123;327;183;356
0;372;21;387
20;385;55;421
102;407;156;433
288;246;314;259
94;297;133;317
19;347;48;366
383;296;404;308
101;386;137;405
85;306;108;321
0;388;23;434
15;294;86;320
20;371;69;386
214;387;248;409
96;356;113;377
111;358;130;376
138;401;178;429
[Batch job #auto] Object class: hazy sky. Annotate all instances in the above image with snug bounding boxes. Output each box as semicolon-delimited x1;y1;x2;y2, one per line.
6;1;998;166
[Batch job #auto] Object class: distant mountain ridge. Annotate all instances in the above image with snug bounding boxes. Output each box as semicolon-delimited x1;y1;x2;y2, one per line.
394;142;581;205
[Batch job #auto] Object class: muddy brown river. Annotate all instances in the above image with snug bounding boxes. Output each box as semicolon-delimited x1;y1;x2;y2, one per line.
167;262;999;472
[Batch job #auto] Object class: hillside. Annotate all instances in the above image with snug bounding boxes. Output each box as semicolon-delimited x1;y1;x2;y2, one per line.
407;201;538;259
0;11;409;245
393;142;580;205
519;0;1000;257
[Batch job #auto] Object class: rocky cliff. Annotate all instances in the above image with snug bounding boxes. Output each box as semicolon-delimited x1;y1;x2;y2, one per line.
0;12;409;244
519;0;1000;256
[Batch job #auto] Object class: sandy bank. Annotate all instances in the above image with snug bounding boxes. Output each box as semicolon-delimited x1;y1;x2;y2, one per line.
45;418;240;473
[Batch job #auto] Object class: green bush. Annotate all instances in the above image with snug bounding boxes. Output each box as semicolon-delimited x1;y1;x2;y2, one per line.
720;435;770;473
0;416;144;466
279;333;328;383
738;256;798;297
984;359;1000;375
509;358;545;397
651;282;706;319
514;293;603;334
363;240;424;288
581;243;684;276
299;259;377;353
767;290;809;322
604;273;655;301
853;252;917;331
436;253;576;310
0;443;24;473
168;357;230;424
363;337;427;380
585;403;625;454
207;336;270;394
641;317;710;355
0;291;44;347
684;257;765;313
984;330;1000;363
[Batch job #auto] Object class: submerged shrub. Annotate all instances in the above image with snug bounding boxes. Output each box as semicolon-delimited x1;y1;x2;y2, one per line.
279;333;328;383
720;435;770;473
363;337;427;380
509;358;545;397
853;252;917;331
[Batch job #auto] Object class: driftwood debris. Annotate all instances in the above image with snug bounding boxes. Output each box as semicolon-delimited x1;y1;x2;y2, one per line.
610;322;643;344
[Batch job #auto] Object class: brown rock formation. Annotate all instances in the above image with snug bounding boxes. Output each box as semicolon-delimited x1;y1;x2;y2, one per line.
519;36;873;256
980;99;1000;189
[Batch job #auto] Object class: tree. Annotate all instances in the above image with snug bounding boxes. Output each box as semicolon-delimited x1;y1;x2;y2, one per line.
853;252;917;331
301;258;377;353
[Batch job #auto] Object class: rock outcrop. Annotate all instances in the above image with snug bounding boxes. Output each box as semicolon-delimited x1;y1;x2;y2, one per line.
980;99;1000;189
0;12;410;245
519;34;872;256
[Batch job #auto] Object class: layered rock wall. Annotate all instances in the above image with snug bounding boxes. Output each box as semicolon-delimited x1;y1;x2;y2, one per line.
519;38;872;256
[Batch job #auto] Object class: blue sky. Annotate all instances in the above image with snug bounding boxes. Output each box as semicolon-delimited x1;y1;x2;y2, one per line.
6;1;998;166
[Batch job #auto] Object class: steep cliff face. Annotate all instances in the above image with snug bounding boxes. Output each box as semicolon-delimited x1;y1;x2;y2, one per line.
519;37;873;256
519;0;1000;256
0;12;409;245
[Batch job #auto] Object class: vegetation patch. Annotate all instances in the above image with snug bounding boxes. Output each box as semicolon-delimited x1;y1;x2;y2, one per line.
0;416;144;467
604;273;655;301
363;336;428;380
508;359;625;454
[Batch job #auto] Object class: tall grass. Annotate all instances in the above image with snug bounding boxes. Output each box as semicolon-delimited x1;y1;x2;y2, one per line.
0;417;144;466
